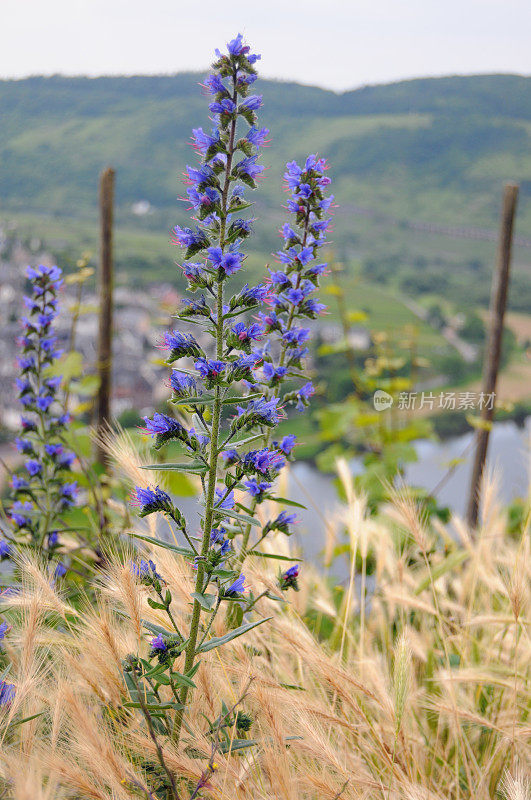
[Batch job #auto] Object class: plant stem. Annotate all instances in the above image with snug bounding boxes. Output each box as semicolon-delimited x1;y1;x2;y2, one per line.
129;668;180;800
174;79;238;742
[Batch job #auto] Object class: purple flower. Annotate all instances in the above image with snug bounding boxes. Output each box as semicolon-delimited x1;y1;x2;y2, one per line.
10;500;33;527
296;381;315;410
210;527;226;544
0;541;11;558
195;358;226;381
58;451;76;469
0;621;9;642
243;479;271;500
237;397;281;426
222;449;240;466
277;435;297;456
240;95;263;111
209;98;236;116
234;156;264;181
25;459;42;477
239;283;269;305
192;127;220;156
171;225;209;251
224;574;246;597
54;562;67;579
269;270;291;288
231;322;263;342
247;127;269;147
215;488;235;510
11;475;28;490
297;183;313;199
0;681;15;706
203;74;227;95
280;564;300;590
285;288;304;306
15;437;33;454
304;298;327;316
150;634;167;652
158;330;201;360
169;370;196;396
143;412;184;438
133;485;173;516
263;363;287;385
227;33;246;55
132;559;162;583
207;246;243;276
48;531;59;547
243;448;284;475
36;395;53;412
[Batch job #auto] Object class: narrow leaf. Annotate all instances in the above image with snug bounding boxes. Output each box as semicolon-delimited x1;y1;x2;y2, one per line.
221;393;261;406
141;461;208;474
191;592;217;611
268;496;307;510
198;617;271;653
172;395;216;406
170;671;197;689
415;550;468;595
218;508;260;527
129;532;194;559
248;551;302;562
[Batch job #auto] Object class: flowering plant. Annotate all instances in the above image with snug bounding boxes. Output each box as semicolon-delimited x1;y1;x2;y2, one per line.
124;32;332;793
4;265;77;574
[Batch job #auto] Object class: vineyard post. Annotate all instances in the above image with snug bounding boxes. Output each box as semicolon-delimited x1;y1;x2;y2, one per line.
466;183;518;529
95;166;115;465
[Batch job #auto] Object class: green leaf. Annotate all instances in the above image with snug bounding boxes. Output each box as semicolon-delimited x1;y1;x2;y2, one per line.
128;532;195;559
140;664;167;680
141;619;175;638
186;662;202;679
415;550;468;595
221;393;261;405
170;671;197;689
229;433;267;448
268;496;307;510
223;304;260;320
141;461;208;474
219;738;258;753
147;598;167;610
217;508;260;527
190;592;217;611
198;617;271;653
172;395;216;406
279;683;306;691
210;568;238;580
248;551;302;562
8;711;45;729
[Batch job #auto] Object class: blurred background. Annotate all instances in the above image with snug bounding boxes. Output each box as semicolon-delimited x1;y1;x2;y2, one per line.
1;0;530;537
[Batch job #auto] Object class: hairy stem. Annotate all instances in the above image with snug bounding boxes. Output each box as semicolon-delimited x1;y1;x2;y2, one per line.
174;77;238;741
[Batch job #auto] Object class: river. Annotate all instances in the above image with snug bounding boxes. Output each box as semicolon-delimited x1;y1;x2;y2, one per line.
173;419;530;579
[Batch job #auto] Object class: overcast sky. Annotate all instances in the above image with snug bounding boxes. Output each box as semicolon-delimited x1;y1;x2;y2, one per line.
1;0;530;91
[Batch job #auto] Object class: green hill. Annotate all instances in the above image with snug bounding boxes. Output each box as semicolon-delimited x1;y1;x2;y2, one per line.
1;73;531;309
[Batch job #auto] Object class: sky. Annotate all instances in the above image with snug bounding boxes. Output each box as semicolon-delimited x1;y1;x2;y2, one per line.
1;0;530;91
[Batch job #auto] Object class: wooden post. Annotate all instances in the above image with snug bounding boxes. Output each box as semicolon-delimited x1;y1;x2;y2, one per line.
95;167;115;465
466;183;518;528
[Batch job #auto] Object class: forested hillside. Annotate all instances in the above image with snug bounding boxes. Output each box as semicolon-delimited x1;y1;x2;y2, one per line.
1;73;530;307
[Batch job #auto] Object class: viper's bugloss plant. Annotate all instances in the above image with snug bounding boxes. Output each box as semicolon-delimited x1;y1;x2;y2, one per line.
5;265;77;570
127;33;332;784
